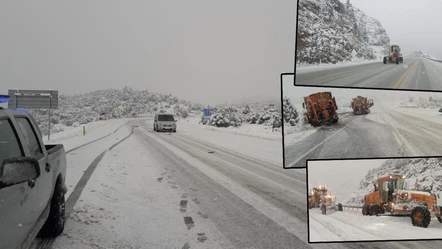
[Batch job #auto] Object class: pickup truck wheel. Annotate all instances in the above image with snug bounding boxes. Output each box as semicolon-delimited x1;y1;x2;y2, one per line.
39;183;66;237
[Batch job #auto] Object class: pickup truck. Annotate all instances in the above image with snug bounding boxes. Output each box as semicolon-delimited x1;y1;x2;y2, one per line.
0;107;68;249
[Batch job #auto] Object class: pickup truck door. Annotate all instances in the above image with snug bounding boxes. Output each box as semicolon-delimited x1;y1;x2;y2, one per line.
14;117;52;218
0;118;37;249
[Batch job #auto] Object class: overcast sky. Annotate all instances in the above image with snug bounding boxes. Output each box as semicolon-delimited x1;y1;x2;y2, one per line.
0;0;296;106
283;75;441;105
340;0;442;58
308;159;386;202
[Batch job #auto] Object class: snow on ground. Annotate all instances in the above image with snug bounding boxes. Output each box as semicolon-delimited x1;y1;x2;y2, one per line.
43;118;133;151
52;133;232;249
145;117;282;165
63;124;133;201
177;116;282;141
296;59;380;73
309;208;442;242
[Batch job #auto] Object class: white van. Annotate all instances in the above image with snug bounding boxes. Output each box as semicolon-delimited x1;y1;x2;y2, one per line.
154;113;177;132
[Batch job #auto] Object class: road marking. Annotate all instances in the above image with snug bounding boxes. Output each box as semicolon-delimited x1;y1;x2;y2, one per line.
287;117;360;168
380;111;420;156
393;60;418;88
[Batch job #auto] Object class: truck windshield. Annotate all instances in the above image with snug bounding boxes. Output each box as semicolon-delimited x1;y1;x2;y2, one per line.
0;119;23;164
158;115;175;121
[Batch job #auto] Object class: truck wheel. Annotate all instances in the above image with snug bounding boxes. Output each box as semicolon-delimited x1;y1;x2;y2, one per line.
396;58;399;65
362;205;369;216
383;57;387;64
411;206;431;228
338;203;343;211
370;205;380;216
39;183;66;237
437;216;442;223
153;125;156;131
321;204;327;215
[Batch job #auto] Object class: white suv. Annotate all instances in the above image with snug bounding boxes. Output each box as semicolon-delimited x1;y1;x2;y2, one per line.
154;113;177;132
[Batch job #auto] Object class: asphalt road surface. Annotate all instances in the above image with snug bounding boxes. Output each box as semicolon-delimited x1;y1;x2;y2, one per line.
295;57;442;90
285;107;442;168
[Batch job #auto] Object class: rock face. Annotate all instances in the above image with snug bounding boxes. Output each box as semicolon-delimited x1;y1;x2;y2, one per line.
407;50;440;60
345;158;442;205
296;0;390;65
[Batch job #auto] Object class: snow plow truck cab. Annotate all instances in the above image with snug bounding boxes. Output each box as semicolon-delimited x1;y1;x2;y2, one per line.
309;186;328;209
383;45;403;64
351;96;373;115
302;92;339;127
362;174;442;228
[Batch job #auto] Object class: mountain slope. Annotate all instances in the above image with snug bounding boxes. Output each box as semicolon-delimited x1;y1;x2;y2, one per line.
407;50;440;60
296;0;390;65
27;87;285;135
345;158;442;205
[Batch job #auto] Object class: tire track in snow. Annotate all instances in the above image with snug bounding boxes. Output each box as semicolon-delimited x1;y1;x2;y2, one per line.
31;123;135;249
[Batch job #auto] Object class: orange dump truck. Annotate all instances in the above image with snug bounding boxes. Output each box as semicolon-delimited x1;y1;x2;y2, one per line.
362;174;442;228
351;96;373;115
302;92;338;127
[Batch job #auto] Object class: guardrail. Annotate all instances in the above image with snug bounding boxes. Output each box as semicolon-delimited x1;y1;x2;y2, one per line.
341;205;363;210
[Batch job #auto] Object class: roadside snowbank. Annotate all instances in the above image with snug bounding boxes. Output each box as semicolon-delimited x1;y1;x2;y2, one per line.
296;60;380;73
43;118;133;152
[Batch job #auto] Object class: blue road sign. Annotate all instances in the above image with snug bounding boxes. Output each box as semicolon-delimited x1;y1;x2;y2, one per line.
203;108;211;116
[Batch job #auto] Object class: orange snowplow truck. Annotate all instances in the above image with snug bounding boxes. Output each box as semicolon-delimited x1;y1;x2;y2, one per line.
309;186;328;209
351;96;373;115
383;44;403;64
362;174;442;228
302;92;338;127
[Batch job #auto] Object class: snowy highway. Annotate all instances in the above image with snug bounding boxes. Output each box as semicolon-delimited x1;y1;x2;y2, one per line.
285;102;442;168
295;57;442;90
23;117;442;249
309;208;442;242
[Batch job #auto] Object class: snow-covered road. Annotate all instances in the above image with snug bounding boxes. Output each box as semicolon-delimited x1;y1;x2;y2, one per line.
27;117;442;249
295;57;442;90
285;102;442;168
309;208;442;242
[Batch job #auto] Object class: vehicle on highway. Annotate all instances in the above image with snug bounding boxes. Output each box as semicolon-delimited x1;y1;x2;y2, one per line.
0;95;68;249
383;44;403;64
350;96;373;115
362;175;442;228
302;92;339;127
153;113;177;132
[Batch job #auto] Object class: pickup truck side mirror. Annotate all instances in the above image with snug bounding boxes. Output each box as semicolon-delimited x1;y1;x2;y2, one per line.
0;157;40;188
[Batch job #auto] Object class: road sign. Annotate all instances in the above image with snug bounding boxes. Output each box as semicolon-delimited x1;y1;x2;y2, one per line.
7;89;59;141
203;108;211;116
7;89;59;109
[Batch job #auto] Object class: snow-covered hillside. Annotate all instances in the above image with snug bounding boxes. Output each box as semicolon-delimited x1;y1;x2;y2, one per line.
205;101;281;128
296;0;390;65
27;87;283;136
345;158;442;205
407;50;441;60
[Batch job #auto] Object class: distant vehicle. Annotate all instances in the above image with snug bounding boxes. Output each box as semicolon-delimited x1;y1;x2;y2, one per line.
154;113;177;132
383;44;403;64
0;100;68;249
362;174;442;228
134;124;139;127
350;96;374;115
308;186;343;214
302;92;339;127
